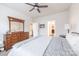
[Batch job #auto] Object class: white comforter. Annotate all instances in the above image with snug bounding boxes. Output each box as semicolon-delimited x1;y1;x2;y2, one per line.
8;36;52;56
66;33;79;55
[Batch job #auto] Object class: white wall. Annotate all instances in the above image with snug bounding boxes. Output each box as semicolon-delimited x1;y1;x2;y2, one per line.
69;4;79;33
0;5;31;41
33;11;69;36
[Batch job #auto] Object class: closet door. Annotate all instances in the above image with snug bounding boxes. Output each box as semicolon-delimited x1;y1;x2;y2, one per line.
33;23;39;37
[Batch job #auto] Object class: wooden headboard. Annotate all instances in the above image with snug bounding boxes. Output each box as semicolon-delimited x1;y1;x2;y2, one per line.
4;32;29;51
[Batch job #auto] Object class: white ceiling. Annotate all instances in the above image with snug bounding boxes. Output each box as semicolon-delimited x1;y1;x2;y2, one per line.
0;3;71;18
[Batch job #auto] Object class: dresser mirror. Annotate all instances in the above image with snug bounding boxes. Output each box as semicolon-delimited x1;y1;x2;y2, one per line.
8;16;24;33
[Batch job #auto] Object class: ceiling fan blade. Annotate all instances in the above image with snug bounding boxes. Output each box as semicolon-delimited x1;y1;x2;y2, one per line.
38;5;48;8
29;7;35;12
37;8;40;13
25;3;34;6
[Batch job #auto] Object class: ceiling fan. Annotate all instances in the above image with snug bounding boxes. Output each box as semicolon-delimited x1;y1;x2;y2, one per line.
25;3;48;13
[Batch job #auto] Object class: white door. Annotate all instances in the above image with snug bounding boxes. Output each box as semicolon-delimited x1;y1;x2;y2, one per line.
33;23;39;37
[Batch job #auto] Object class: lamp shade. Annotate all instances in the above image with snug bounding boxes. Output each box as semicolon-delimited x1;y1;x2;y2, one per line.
65;24;70;30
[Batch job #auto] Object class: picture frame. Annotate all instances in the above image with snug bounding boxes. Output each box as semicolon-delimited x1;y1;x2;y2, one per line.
39;24;45;28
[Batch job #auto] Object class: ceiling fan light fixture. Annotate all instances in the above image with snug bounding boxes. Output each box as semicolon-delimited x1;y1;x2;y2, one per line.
25;3;48;13
35;7;38;9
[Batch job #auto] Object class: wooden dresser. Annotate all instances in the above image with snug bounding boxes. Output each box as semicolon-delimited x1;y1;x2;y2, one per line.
4;32;29;51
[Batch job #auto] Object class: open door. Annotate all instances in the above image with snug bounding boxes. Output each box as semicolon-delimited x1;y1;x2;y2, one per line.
29;23;33;37
48;20;56;36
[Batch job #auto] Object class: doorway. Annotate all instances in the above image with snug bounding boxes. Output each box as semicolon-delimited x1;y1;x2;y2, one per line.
48;20;56;36
29;23;33;37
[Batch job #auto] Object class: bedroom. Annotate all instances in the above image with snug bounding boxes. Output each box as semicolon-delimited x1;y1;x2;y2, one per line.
0;3;79;56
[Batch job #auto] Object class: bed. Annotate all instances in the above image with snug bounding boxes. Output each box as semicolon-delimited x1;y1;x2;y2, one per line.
66;32;79;56
7;35;77;56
